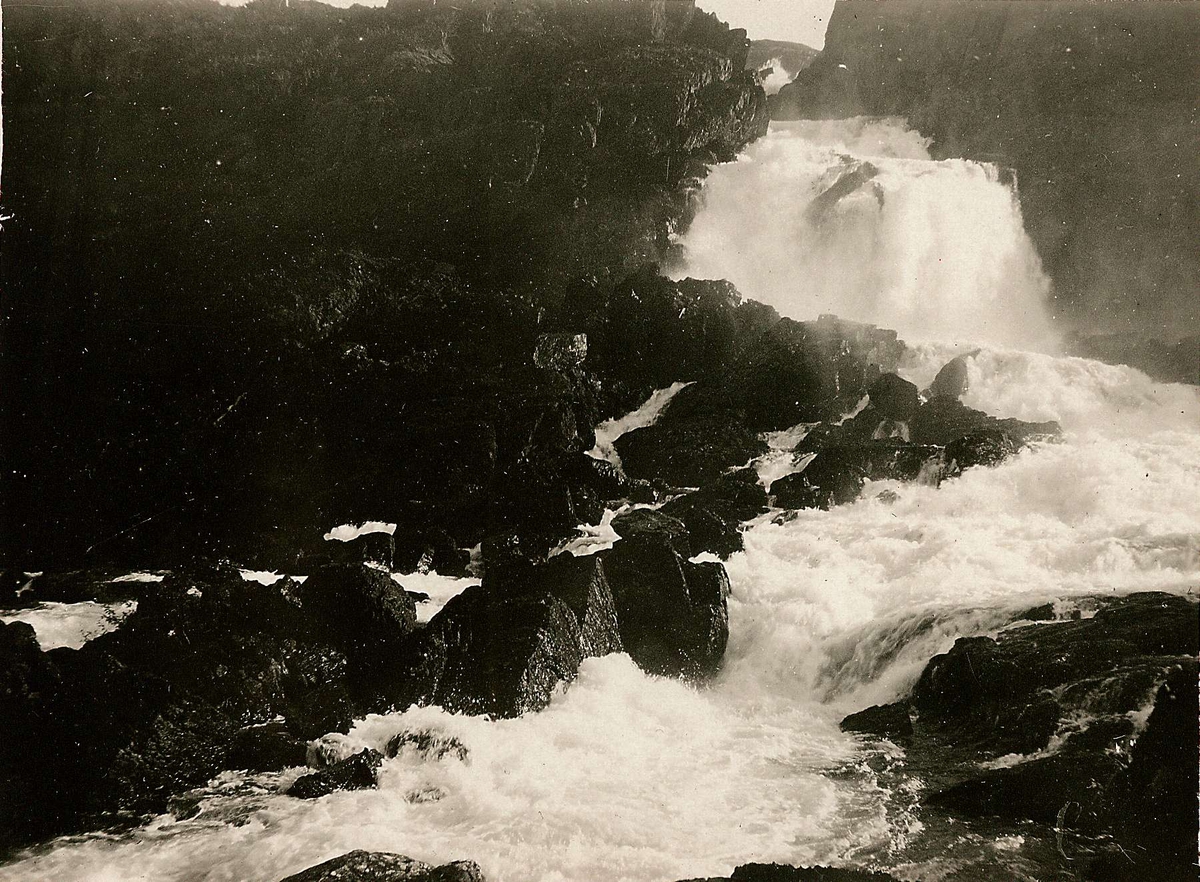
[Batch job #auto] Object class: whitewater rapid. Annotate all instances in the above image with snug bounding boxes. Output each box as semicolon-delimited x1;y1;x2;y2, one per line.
4;120;1197;882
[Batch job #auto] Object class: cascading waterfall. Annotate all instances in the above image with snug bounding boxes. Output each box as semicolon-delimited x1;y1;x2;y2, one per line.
673;119;1058;352
4;121;1198;882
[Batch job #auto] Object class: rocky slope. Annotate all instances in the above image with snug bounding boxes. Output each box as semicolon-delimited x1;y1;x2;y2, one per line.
773;0;1200;347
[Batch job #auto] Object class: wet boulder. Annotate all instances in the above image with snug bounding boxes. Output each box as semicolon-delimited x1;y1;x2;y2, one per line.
885;592;1199;876
299;564;417;669
610;509;693;556
392;553;622;717
867;373;919;421
288;748;383;800
841;700;913;742
599;528;731;679
614;408;768;488
944;429;1017;474
659;467;770;557
279;851;485;882
924;353;975;401
910;397;1059;448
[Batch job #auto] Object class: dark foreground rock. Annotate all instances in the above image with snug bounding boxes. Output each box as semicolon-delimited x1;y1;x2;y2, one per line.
0;564;375;846
279;850;484;882
681;863;901;882
603;514;731;678
842;592;1199;879
390;553;622;717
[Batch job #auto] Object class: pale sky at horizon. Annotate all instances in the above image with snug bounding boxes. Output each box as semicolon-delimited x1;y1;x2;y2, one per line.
699;0;836;49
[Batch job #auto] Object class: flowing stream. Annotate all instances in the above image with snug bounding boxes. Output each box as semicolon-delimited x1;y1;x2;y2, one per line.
4;119;1197;882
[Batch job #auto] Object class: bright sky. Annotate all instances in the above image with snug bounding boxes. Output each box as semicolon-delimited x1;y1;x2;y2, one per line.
700;0;836;49
216;0;836;49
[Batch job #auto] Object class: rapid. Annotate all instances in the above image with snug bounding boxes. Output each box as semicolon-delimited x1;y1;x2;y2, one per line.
4;119;1197;882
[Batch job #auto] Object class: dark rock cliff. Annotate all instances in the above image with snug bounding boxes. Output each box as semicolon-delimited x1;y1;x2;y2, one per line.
774;0;1200;344
0;0;768;569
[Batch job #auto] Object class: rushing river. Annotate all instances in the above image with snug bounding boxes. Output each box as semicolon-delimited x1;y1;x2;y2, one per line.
4;120;1197;882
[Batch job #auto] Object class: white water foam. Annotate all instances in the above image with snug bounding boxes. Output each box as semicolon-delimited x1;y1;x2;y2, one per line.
588;382;691;470
673;118;1058;351
0;600;137;651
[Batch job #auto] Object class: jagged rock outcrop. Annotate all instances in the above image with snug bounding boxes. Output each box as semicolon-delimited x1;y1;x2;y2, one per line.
842;592;1200;879
2;0;770;572
0;564;366;847
602;513;731;678
279;850;484;882
391;553;622;717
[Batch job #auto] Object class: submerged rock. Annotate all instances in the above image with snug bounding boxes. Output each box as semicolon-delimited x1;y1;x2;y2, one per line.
279;850;484;882
288;749;383;800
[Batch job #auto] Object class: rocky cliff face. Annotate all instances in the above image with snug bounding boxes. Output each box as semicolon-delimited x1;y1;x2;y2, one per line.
0;0;768;568
774;0;1200;343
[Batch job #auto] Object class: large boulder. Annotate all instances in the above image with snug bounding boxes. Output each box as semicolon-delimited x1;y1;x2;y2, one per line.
392;553;622;717
279;850;484;882
659;467;770;557
299;564;417;669
600;520;730;679
615;408;768;488
866;373;919;421
924;353;974;401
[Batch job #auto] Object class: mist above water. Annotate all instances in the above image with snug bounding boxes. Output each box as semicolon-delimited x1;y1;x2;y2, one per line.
674;119;1058;352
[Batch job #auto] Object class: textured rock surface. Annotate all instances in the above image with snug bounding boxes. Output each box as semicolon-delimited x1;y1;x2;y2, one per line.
392;553;622;717
279;850;484;882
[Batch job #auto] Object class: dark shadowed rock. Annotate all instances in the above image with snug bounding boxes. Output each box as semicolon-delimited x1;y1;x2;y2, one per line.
924;354;974;401
660;467;770;557
324;532;395;570
944;429;1017;474
600;532;730;679
615;410;768;488
867;373;919;421
910;397;1059;448
393;553;622;717
299;565;417;668
841;701;913;742
891;592;1199;874
611;509;693;557
279;850;485;882
679;863;901;881
533;333;588;373
228;722;309;773
288;749;383;800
